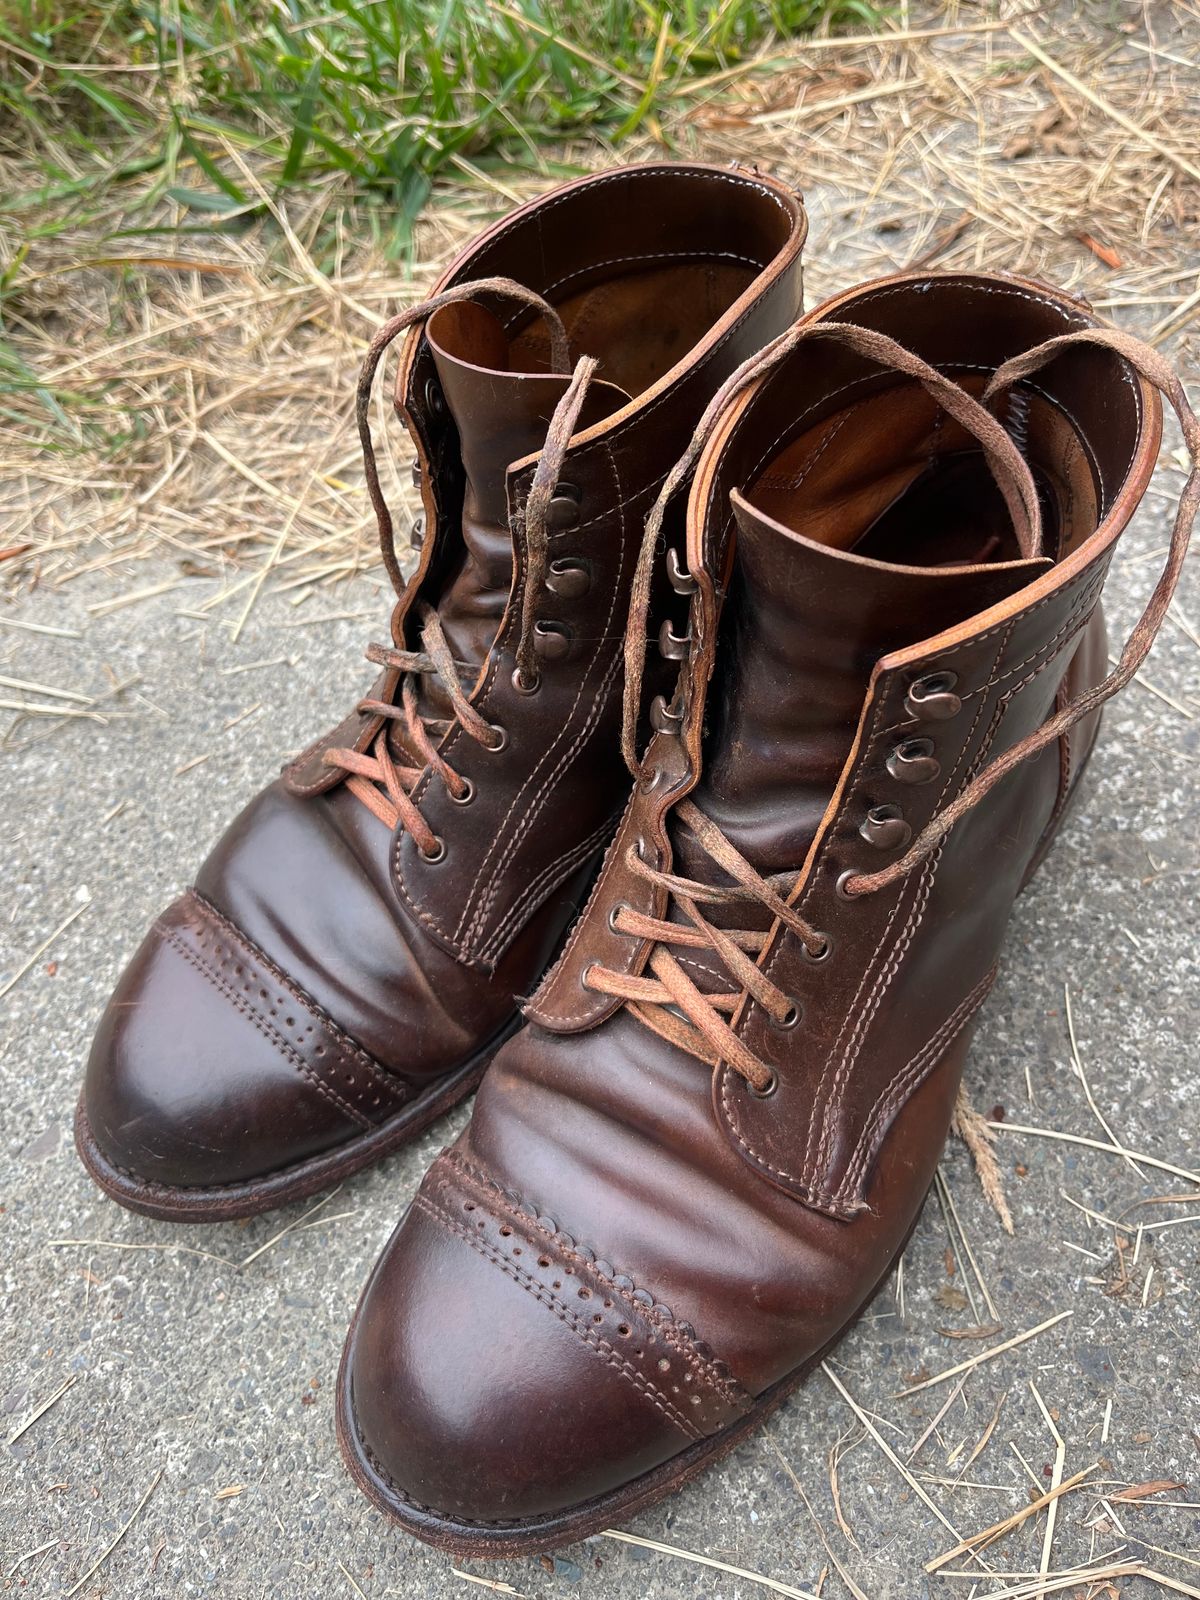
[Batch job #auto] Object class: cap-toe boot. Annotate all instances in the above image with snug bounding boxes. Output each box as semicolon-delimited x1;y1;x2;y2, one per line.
339;271;1195;1551
78;162;806;1220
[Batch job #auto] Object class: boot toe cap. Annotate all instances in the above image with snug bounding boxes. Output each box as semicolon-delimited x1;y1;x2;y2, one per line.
342;1153;749;1533
81;892;362;1194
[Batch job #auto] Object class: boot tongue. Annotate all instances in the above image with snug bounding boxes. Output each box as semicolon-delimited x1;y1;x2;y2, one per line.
680;492;1049;886
418;302;629;719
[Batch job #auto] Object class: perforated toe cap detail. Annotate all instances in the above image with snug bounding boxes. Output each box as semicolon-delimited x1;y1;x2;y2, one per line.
344;1151;752;1526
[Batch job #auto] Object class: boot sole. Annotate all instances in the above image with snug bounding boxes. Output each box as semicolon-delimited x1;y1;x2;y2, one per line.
73;1016;520;1224
335;1202;922;1560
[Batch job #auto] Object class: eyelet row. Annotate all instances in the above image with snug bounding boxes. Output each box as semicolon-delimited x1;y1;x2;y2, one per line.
857;668;963;861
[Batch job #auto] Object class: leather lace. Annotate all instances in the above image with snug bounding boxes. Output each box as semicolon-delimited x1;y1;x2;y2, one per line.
591;322;1197;1092
325;277;597;849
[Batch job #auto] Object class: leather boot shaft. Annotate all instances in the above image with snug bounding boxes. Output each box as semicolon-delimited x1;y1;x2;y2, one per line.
78;162;806;1220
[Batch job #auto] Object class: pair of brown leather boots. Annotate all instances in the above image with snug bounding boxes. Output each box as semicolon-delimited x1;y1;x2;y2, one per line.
77;163;1195;1557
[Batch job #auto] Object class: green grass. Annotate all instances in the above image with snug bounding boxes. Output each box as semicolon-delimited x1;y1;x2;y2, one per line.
0;0;877;254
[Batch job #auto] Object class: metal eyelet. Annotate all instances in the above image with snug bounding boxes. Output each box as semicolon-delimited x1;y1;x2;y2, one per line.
409;513;425;552
640;766;664;795
667;547;698;595
546;484;582;531
802;934;832;964
419;835;446;863
511;666;541;695
906;670;962;721
650;693;684;734
485;723;508;752
608;903;629;934
424;378;446;417
835;869;860;900
410;456;422;488
860;804;912;851
887;737;940;785
771;1001;801;1030
449;778;476;806
750;1069;779;1099
533;620;571;661
546;558;591;599
658;619;690;661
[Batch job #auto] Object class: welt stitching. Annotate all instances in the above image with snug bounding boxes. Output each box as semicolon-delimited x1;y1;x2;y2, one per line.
463;452;627;943
440;1156;749;1410
158;924;371;1130
186;892;405;1099
415;1190;704;1441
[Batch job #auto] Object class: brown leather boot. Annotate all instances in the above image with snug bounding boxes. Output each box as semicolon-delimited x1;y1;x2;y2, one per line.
76;163;806;1221
337;271;1196;1553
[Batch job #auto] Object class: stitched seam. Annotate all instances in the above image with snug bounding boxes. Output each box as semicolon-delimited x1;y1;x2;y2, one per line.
475;170;797;448
415;1190;704;1441
537;249;766;299
570;469;665;533
521;800;638;1026
478;810;619;966
393;467;623;957
466;643;622;950
824;279;1141;476
795;607;1018;1173
157;924;371;1130
513;190;796;446
822;613;1098;1196
462;439;627;944
186;892;408;1103
727;570;1103;1196
463;474;627;949
393;172;800;951
481;166;791;264
442;1153;752;1414
809;848;941;1181
840;967;997;1194
812;599;1095;1185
